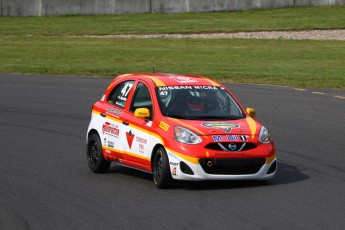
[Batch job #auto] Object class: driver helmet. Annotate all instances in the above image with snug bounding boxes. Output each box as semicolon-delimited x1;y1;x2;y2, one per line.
187;91;205;112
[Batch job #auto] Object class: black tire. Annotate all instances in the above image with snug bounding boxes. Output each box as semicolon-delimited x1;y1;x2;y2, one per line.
87;133;110;173
153;147;173;189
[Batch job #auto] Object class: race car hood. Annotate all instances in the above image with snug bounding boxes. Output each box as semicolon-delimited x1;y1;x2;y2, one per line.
167;117;261;138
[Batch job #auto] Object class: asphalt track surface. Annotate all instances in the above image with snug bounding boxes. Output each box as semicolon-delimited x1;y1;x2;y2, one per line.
0;73;344;230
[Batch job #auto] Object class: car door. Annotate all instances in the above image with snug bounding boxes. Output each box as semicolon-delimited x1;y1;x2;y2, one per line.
100;80;135;161
119;81;155;172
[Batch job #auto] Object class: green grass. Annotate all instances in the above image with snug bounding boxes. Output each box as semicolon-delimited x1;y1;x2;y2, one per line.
1;6;345;35
1;36;344;89
0;6;344;89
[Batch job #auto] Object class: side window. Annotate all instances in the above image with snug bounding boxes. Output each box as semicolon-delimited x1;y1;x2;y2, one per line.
130;83;153;115
107;80;134;108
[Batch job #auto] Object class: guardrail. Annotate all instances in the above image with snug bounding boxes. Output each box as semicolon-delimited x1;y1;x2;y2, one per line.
1;0;344;16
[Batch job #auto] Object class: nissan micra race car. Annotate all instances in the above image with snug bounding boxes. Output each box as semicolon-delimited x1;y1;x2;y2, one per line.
86;73;277;188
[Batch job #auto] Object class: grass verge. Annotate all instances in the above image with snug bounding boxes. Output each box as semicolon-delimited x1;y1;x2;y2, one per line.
0;6;344;89
1;36;344;89
1;6;345;36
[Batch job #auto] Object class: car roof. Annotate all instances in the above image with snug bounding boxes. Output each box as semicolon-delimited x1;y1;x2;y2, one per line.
116;73;221;87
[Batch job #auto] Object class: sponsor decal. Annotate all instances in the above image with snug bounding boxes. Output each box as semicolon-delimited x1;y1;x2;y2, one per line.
158;85;218;91
159;91;168;96
170;162;179;175
212;135;248;142
108;141;114;148
106;107;122;117
136;136;147;144
158;86;193;90
169;75;198;83
115;101;123;107
171;167;177;176
117;95;127;101
136;136;147;154
159;121;170;131
146;120;153;127
126;130;135;149
202;122;239;132
139;143;145;153
215;152;251;157
193;86;218;90
104;138;114;148
102;122;120;137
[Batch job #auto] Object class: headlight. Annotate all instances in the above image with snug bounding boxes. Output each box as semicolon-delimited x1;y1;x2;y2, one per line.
259;126;271;144
174;126;202;144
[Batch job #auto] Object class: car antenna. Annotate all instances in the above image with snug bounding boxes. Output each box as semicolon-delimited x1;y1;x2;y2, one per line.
152;67;156;73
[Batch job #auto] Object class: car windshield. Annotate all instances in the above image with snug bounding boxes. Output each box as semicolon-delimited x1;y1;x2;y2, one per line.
156;85;246;120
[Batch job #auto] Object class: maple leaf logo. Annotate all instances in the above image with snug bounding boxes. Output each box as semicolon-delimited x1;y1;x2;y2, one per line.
126;130;135;149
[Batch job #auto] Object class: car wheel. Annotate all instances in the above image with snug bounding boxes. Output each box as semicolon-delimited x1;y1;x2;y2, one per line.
87;133;110;173
153;147;173;189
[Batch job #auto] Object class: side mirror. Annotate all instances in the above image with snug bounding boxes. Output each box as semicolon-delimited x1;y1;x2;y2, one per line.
246;108;256;118
134;108;150;118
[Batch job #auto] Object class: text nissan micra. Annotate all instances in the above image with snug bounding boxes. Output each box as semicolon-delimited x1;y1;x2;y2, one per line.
86;73;277;188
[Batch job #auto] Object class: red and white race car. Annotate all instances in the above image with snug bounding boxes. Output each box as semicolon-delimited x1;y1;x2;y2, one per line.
86;73;277;188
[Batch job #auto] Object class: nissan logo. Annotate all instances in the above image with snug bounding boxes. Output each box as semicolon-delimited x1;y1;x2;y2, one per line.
228;143;237;151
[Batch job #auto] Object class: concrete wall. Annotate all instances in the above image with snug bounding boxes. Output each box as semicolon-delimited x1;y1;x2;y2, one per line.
41;0;151;16
1;0;344;16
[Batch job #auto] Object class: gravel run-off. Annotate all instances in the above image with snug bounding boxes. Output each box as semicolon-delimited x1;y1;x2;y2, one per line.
81;29;345;40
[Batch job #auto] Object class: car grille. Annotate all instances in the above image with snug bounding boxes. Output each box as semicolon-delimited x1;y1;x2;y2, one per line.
199;158;266;175
204;142;256;152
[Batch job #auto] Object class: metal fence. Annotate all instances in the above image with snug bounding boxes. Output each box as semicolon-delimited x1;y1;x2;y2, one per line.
1;0;345;16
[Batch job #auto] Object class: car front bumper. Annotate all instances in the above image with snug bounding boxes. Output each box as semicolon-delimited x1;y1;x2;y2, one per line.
166;149;277;181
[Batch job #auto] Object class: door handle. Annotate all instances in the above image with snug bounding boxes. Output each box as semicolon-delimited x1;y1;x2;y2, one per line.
100;113;106;117
122;121;129;126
